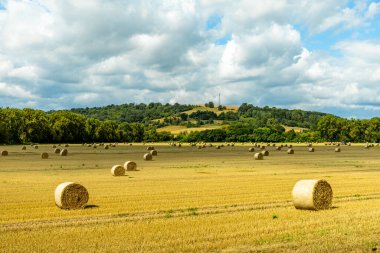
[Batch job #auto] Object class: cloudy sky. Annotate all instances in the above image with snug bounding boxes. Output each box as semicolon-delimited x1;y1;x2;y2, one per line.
0;0;380;118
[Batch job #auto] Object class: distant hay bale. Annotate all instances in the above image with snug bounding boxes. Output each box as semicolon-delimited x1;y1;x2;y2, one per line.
276;146;282;151
178;143;182;147
52;145;56;148
41;152;49;159
54;148;61;154
34;145;39;149
254;153;264;160
308;147;315;152
60;149;68;156
124;161;137;171
144;153;153;161
307;143;312;147
287;148;294;154
22;146;26;150
335;147;341;152
104;145;109;150
261;150;269;156
65;144;69;147
248;147;255;152
54;182;89;209
93;145;97;149
150;150;158;156
260;146;265;150
216;145;221;149
288;144;293;148
111;165;125;176
129;143;133;146
147;146;155;151
1;150;8;156
197;146;202;149
231;143;235;147
87;144;92;147
292;179;333;210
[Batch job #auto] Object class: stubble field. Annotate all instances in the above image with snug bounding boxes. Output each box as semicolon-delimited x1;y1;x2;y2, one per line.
1;143;380;252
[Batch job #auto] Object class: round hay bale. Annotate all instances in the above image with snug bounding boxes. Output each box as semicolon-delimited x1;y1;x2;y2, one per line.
1;150;8;156
308;147;315;152
54;182;89;209
216;145;221;149
104;145;109;150
21;146;26;150
147;146;155;151
254;153;264;160
307;143;312;147
144;153;153;161
276;146;282;151
52;145;56;148
41;152;49;159
335;147;341;152
65;144;69;147
93;145;97;149
261;150;269;156
111;165;125;176
248;147;255;152
129;143;133;146
260;146;266;150
87;144;92;147
288;144;293;148
178;143;182;147
54;148;61;154
150;150;158;156
287;148;294;154
34;145;39;149
124;161;137;171
292;179;333;210
60;149;68;156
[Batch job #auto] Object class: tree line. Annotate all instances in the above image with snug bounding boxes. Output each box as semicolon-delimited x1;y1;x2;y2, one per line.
1;106;379;144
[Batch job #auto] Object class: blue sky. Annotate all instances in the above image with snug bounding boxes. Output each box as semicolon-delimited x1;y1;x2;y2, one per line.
0;0;380;119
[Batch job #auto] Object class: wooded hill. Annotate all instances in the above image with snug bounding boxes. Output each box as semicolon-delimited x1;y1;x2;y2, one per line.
0;103;379;144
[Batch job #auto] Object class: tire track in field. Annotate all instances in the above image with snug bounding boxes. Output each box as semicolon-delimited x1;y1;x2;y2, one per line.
2;193;380;232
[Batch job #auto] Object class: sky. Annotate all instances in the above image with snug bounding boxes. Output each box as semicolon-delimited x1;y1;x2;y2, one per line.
0;0;380;118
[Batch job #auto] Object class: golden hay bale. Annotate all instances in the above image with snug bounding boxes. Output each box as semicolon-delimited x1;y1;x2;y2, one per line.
54;148;61;154
178;143;182;147
144;153;153;161
111;165;125;176
129;143;133;146
276;146;282;151
335;147;341;152
87;144;92;147
104;145;109;150
261;150;269;156
93;145;97;149
248;147;255;152
287;148;294;154
65;144;69;147
216;145;221;149
308;147;315;152
254;153;264;160
150;150;158;156
124;161;137;171
34;145;39;149
1;150;8;156
260;146;265;150
288;144;293;148
60;149;68;156
147;146;155;151
41;152;49;159
22;146;26;150
52;145;56;148
292;179;333;210
307;143;312;147
54;182;89;209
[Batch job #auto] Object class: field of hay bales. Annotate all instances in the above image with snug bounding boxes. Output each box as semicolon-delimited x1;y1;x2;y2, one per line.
1;143;380;252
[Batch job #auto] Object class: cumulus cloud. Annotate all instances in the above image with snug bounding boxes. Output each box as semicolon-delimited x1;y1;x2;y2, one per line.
0;0;379;118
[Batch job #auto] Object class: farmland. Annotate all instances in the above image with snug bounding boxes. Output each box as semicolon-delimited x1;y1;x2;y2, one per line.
1;143;380;252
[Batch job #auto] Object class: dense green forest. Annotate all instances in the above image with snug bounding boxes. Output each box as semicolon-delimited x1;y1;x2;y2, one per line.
69;103;194;122
0;103;379;144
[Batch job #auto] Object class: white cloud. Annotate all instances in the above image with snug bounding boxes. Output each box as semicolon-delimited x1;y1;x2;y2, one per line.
0;0;379;118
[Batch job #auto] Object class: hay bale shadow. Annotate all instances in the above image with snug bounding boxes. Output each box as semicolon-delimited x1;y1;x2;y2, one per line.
84;204;99;209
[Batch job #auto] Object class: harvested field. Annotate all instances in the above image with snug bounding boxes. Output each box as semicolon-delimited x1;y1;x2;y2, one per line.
1;143;380;252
